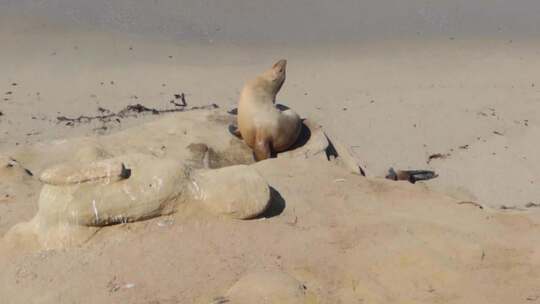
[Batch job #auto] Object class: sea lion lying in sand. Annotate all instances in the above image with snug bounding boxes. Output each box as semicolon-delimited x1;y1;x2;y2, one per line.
236;59;302;160
3;108;367;250
6;153;271;249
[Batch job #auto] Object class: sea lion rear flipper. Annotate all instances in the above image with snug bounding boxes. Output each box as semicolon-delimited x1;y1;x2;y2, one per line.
254;138;272;161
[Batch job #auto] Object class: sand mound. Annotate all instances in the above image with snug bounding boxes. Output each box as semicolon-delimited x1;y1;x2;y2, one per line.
218;270;311;304
1;110;539;303
2;109;360;250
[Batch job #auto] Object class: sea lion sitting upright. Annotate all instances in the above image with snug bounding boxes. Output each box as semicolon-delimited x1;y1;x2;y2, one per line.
237;59;302;161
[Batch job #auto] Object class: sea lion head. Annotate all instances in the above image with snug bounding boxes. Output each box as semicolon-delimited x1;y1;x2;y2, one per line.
261;59;287;95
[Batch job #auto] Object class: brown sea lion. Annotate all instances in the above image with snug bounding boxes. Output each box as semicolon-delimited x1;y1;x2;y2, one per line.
236;59;302;160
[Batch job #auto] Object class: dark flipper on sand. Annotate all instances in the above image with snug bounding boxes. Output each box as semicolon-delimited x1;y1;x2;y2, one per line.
385;167;438;184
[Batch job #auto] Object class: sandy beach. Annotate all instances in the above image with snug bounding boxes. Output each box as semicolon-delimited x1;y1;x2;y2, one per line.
1;1;540;303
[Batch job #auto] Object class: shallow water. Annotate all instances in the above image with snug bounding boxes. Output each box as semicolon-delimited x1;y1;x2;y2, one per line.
1;0;540;44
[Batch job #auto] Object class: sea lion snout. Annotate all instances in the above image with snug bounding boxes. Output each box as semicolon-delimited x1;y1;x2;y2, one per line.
272;59;287;79
269;59;287;92
272;59;287;71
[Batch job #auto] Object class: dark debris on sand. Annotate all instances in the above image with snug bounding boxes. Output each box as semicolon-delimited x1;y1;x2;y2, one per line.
170;93;187;107
385;167;438;184
56;93;218;126
427;153;450;164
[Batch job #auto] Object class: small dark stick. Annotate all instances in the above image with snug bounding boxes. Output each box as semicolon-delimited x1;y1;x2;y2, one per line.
427;153;449;164
170;93;187;107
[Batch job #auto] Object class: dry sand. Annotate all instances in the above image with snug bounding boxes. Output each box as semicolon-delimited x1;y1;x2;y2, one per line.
1;1;540;303
1;141;540;303
2;30;539;208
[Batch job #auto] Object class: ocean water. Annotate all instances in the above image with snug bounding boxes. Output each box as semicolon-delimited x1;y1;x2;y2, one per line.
1;0;539;44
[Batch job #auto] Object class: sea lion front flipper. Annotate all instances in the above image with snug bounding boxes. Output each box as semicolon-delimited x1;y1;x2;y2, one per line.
228;124;243;139
254;137;272;161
